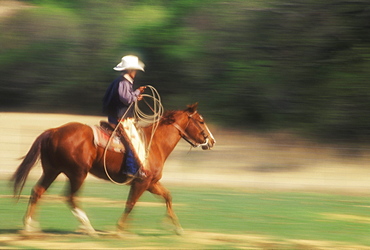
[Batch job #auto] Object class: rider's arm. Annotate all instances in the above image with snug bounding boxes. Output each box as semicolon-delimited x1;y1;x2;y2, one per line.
118;80;140;106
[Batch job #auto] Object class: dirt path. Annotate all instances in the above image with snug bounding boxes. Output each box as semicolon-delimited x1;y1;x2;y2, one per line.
2;230;369;249
0;0;34;20
2;112;370;194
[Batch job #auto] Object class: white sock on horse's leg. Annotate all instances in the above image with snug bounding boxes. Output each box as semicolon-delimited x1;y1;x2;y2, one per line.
71;208;96;235
24;216;41;233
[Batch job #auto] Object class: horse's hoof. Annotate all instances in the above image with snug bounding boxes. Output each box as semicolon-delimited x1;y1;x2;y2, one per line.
175;227;184;235
22;227;42;234
24;219;41;234
89;232;99;238
75;225;99;238
19;229;42;237
162;216;183;235
85;229;99;238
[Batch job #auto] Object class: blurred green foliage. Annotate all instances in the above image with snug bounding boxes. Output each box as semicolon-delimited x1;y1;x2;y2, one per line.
1;0;370;141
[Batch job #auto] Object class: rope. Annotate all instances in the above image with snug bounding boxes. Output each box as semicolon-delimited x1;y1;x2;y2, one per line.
103;103;133;185
102;85;163;185
134;85;164;155
134;85;163;125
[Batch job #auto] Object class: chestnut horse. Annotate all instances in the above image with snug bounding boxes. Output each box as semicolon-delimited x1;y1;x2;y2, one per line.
12;103;215;235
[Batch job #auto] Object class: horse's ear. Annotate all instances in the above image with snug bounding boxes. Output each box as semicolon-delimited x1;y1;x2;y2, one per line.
186;102;198;113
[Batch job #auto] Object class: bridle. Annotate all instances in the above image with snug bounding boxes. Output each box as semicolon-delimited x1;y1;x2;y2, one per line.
171;111;209;148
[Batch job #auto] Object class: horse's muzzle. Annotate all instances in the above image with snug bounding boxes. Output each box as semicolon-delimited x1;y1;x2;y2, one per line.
201;137;216;150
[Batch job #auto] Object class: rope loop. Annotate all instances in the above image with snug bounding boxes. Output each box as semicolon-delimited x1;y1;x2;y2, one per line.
134;85;164;126
134;85;164;156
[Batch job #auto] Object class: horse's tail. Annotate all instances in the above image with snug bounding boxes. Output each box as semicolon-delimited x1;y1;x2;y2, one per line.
11;130;51;198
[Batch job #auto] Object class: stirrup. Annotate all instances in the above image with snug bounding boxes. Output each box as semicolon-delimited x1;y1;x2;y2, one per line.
124;169;146;180
136;169;147;179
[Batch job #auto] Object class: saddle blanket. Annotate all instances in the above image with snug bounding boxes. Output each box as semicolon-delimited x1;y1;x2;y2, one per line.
90;125;125;153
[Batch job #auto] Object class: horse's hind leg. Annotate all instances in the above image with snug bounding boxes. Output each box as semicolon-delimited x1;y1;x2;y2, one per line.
65;173;96;236
24;170;60;233
147;182;183;235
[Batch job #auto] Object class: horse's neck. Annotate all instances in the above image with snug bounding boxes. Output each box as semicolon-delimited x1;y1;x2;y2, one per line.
143;122;181;161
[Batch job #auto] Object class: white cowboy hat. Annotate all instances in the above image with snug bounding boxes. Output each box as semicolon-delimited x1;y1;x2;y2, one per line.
113;55;145;71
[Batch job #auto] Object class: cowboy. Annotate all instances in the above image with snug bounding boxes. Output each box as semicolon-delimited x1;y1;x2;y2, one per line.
102;55;146;178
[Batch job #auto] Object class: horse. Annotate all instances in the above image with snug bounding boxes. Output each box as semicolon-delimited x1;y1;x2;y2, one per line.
11;103;215;236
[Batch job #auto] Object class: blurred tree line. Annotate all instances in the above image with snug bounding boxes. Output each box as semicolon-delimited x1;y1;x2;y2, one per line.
1;0;370;141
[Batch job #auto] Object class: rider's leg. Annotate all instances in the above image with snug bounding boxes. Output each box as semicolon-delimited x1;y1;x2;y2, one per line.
124;148;138;176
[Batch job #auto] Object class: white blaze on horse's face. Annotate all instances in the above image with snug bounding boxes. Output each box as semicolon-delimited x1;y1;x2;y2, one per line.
198;115;216;150
201;116;216;150
187;112;216;150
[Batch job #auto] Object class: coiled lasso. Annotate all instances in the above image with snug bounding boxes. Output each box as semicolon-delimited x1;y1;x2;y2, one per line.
134;85;164;155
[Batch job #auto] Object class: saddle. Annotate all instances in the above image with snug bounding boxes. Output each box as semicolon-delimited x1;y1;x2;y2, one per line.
91;120;147;171
90;121;125;153
100;121;115;133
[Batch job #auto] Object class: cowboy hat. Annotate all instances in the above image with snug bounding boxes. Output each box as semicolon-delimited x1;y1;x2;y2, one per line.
113;55;145;71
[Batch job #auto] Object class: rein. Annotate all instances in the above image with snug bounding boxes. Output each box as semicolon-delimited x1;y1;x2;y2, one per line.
171;111;209;148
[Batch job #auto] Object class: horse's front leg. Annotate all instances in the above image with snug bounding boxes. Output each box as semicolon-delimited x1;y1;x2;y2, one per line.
117;180;149;232
147;181;183;235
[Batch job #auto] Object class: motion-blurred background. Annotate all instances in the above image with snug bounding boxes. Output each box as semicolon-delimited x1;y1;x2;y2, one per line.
2;0;370;143
3;2;370;248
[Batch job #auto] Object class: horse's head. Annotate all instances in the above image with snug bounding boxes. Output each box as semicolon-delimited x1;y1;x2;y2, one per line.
173;103;216;150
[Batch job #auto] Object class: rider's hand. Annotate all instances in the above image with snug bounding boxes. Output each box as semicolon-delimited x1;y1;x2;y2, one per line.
137;95;143;101
138;86;146;93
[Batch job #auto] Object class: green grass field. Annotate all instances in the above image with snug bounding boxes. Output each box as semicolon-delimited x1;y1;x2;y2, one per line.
1;179;370;249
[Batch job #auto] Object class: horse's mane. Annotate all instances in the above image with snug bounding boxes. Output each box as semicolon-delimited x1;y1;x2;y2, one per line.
160;110;177;125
